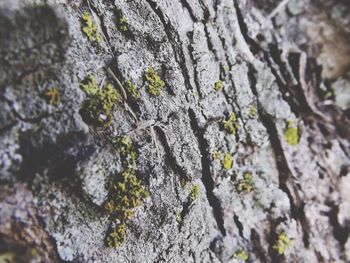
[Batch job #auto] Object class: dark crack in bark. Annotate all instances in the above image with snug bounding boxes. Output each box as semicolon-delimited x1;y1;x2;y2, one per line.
145;0;196;94
188;108;226;236
247;64;311;250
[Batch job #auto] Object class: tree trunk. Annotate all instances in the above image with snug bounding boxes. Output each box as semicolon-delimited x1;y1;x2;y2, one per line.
1;0;350;262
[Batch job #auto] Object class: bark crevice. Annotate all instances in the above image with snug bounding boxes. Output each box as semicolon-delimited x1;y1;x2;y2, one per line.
188;108;226;236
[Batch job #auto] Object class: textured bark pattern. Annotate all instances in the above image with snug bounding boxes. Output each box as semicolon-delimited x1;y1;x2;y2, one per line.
0;0;350;262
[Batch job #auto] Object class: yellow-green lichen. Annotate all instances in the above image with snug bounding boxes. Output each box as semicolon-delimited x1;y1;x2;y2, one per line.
283;120;299;146
221;152;233;170
44;88;59;106
0;252;15;263
236;172;254;193
145;67;165;96
324;91;333;100
106;224;127;248
125;80;140;101
248;105;257;118
80;75;120;126
212;151;222;160
118;16;128;32
105;168;149;219
0;248;39;263
81;12;102;43
222;112;239;134
214;80;224;92
106;136;149;219
233;249;249;261
273;232;294;255
190;184;200;200
176;210;182;222
180;177;190;188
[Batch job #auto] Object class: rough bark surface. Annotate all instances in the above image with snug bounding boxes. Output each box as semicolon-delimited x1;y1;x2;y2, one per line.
1;0;350;262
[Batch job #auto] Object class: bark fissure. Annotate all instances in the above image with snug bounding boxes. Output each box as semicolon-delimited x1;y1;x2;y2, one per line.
247;65;311;248
233;214;244;238
180;0;197;22
154;126;190;183
144;0;196;95
324;202;349;251
233;1;261;55
250;229;268;263
205;7;250;136
188;108;226;236
88;1;113;51
187;31;204;98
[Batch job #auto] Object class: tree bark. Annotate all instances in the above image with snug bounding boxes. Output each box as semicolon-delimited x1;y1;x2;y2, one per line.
1;0;350;262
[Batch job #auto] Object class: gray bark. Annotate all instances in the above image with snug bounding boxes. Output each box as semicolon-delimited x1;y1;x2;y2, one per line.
1;0;350;262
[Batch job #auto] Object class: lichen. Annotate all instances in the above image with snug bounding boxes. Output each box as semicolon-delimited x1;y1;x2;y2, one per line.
180;178;189;188
106;224;127;248
125;80;140;101
105;168;149;219
236;172;254;193
175;210;182;222
104;136;149;248
106;136;149;219
81;12;102;43
118;16;128;32
248;105;257;118
222;112;239;134
145;67;165;96
189;184;200;200
283;120;299;146
0;252;15;263
80;75;120;126
233;249;249;261
324;91;333;100
0;248;39;262
273;232;294;255
214;80;224;92
221;152;233;170
113;136;138;169
212;151;222;160
44;88;59;106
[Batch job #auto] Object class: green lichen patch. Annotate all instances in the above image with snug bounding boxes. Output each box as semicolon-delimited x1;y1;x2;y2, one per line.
221;152;233;170
145;67;165;96
106;224;127;248
248;105;257;118
283;120;299;146
104;137;149;248
0;252;15;263
175;210;182;222
0;248;39;263
81;12;102;43
189;184;200;200
180;177;190;188
214;80;224;92
105;168;149;219
236;172;254;193
80;75;120;126
44;88;59;106
106;136;149;219
118;16;128;32
212;150;222;160
222;112;239;134
125;80;140;101
114;136;134;154
273;232;294;255
233;249;249;261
